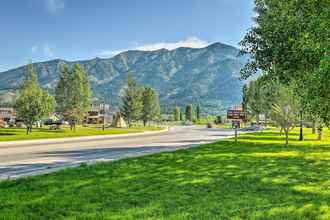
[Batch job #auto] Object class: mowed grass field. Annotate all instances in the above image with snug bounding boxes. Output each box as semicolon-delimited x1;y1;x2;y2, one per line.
0;128;330;219
0;125;163;142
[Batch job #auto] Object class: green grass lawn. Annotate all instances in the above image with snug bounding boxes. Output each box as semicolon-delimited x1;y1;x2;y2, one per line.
0;125;163;142
0;128;330;219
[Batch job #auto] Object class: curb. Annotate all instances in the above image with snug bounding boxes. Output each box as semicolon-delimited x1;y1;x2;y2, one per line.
0;127;169;148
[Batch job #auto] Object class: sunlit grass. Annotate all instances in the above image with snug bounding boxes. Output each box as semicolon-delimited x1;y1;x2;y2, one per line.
0;125;163;142
0;127;329;219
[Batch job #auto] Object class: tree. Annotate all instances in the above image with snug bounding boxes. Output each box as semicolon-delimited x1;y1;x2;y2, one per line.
141;87;160;126
55;64;92;131
120;75;143;127
240;0;330;138
174;107;181;121
15;64;55;134
242;84;249;113
247;80;263;123
180;110;183;121
185;104;193;122
196;105;201;120
270;84;299;146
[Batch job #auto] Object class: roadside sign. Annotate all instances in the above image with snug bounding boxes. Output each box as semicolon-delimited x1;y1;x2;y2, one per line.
227;110;246;121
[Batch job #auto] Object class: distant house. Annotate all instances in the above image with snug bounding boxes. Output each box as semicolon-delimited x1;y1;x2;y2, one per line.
0;107;16;123
0;107;16;128
84;104;117;124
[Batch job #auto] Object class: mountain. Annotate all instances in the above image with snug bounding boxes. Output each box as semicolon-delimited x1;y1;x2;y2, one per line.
0;42;249;114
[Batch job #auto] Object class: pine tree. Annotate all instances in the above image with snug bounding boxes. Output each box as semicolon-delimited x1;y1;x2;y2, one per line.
196;105;201;120
55;64;92;131
15;63;55;134
120;75;143;127
185;104;193;122
141;87;160;126
174;107;181;121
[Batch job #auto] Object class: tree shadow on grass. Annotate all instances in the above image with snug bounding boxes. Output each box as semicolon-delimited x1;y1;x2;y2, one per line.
0;132;330;219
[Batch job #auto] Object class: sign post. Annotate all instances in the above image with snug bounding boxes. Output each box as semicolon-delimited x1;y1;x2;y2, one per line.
227;109;247;144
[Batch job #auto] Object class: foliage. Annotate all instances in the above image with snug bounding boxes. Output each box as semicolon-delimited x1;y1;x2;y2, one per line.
55;64;92;130
141;87;160;126
15;64;55;134
120;75;143;127
240;0;330;134
196;105;201;120
270;84;299;146
174;107;181;121
185;104;193;121
215;115;222;124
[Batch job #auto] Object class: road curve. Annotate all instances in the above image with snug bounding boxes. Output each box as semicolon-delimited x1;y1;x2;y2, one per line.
0;126;237;180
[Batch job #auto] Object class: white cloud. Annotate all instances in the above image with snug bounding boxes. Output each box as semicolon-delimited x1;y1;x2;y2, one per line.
31;44;55;58
31;45;39;53
99;37;210;58
45;0;65;14
43;45;54;57
99;49;125;57
136;37;209;51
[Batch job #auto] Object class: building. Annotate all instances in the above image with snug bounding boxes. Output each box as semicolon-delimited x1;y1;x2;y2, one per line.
84;104;117;125
0;107;16;128
0;107;16;122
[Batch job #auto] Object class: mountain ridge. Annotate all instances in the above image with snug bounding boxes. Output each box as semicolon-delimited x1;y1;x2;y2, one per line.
0;42;249;114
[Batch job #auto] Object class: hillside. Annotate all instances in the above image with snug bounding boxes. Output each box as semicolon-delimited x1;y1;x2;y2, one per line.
0;42;249;114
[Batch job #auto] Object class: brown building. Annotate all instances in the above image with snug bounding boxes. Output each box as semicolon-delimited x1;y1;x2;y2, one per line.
0;108;16;128
84;104;116;125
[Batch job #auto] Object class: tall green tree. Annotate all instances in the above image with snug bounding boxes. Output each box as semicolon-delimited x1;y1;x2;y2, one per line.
196;105;201;120
180;110;183;121
242;84;249;113
141;87;160;126
270;84;299;146
55;64;92;131
15;64;55;134
185;104;193;122
174;107;181;121
240;0;330;139
120;75;143;127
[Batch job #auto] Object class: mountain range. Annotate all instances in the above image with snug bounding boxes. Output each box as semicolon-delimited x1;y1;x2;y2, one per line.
0;42;250;114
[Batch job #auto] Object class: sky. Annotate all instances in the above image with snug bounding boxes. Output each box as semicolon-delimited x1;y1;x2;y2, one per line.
0;0;255;72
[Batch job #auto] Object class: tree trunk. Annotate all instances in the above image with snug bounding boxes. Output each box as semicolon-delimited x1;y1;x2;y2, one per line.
318;126;323;141
143;120;147;127
299;111;303;141
26;126;29;135
285;128;289;147
312;120;316;134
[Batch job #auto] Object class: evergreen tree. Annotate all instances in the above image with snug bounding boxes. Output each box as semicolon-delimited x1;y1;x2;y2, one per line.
180;110;183;121
15;64;55;134
196;105;201;120
242;84;249;113
141;87;160;126
120;75;143;127
185;104;193;122
55;64;92;131
174;107;181;121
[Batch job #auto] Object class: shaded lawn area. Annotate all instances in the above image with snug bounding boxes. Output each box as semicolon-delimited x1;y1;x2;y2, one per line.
0;129;330;219
0;125;163;142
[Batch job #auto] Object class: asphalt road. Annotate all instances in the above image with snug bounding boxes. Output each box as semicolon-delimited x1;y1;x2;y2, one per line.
0;126;238;180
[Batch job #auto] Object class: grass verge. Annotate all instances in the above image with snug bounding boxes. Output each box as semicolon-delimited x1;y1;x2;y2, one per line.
0;128;329;219
0;125;163;142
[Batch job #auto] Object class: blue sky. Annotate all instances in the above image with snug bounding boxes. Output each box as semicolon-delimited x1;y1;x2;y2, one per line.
0;0;254;72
